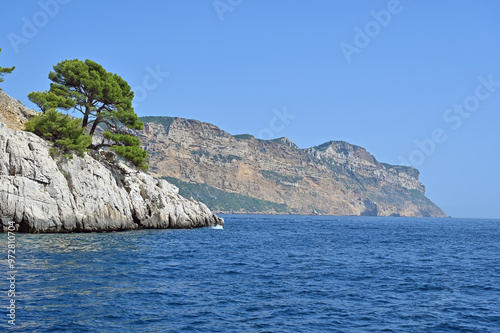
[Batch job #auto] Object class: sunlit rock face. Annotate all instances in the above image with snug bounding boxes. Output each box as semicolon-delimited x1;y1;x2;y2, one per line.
138;116;445;217
0;91;223;232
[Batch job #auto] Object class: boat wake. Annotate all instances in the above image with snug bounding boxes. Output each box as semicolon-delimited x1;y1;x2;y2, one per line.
210;225;224;230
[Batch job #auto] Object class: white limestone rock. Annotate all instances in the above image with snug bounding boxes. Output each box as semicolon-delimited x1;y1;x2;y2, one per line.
0;123;224;232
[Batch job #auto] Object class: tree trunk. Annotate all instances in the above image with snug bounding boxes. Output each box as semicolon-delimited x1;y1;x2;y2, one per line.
89;120;100;137
82;104;91;129
82;113;89;129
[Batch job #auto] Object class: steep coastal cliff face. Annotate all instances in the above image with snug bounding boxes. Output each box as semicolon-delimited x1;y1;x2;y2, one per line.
0;92;223;232
305;141;425;193
138;116;446;217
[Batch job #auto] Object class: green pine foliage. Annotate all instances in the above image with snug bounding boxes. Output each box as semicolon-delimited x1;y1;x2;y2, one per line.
0;48;15;83
103;132;141;147
25;110;92;158
104;131;148;170
45;59;143;135
111;145;148;170
28;91;75;113
27;58;148;169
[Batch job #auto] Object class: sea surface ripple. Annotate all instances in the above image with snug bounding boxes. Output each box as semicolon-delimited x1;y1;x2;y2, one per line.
1;216;499;332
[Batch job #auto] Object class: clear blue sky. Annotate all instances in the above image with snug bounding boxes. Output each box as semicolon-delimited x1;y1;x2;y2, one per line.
1;0;499;218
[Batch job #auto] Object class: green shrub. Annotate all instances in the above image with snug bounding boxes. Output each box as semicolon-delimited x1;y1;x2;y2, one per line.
111;146;148;170
104;131;148;170
192;150;210;157
162;177;288;213
260;170;303;185
25;109;92;158
233;134;254;140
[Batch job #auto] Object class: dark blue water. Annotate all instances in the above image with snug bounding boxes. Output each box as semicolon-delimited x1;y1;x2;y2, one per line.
1;216;500;332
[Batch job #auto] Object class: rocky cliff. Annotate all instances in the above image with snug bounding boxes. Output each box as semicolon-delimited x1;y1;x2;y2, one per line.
0;89;37;130
0;91;223;232
137;116;446;217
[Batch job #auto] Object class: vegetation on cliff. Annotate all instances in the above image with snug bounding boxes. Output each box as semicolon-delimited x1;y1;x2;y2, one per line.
0;113;224;232
162;177;289;213
25;109;92;158
26;59;148;169
0;48;15;83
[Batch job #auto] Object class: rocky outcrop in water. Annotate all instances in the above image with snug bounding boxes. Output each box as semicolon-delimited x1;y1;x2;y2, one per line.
0;91;223;232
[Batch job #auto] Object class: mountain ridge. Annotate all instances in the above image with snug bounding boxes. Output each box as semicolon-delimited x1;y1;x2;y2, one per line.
137;116;445;217
0;86;446;219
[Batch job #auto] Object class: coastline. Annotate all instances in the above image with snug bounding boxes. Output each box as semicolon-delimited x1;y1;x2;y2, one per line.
0;91;224;233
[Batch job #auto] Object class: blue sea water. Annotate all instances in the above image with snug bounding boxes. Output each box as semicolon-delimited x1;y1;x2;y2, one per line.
1;215;500;332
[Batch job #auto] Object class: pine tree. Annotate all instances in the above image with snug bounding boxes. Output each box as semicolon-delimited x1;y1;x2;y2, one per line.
28;59;148;168
44;59;143;135
0;48;15;83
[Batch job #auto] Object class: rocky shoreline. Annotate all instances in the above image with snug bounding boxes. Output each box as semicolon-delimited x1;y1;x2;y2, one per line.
0;91;223;232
